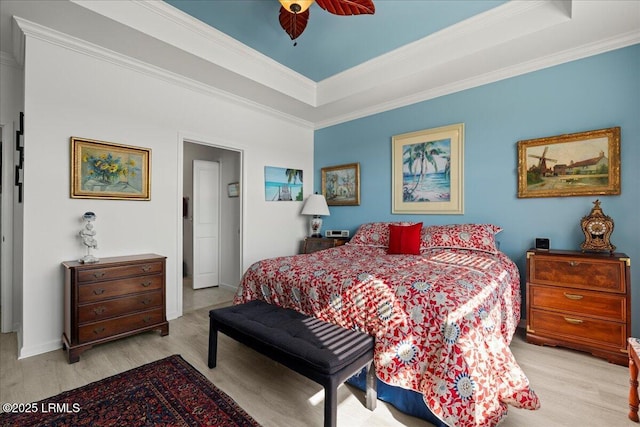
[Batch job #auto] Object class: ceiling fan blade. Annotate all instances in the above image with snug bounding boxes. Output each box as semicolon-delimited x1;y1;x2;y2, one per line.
279;6;310;41
316;0;375;16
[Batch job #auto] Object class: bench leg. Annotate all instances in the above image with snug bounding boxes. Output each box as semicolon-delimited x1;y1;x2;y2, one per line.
365;360;377;411
208;322;218;369
324;384;337;427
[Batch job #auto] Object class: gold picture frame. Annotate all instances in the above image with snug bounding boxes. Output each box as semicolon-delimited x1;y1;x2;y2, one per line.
517;127;621;198
71;137;151;200
392;123;464;214
321;163;360;206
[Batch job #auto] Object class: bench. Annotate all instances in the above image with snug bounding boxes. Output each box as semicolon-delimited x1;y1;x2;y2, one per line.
208;300;376;427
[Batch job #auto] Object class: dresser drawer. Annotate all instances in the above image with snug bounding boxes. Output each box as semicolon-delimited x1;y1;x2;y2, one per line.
529;285;626;322
78;275;163;303
78;308;164;343
530;256;625;292
78;291;163;324
77;261;164;283
529;308;627;349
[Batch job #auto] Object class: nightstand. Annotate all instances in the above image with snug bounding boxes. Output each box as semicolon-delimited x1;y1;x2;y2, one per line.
525;249;631;366
302;237;349;254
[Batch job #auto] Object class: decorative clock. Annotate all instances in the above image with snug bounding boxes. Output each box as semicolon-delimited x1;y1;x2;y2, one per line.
580;199;616;254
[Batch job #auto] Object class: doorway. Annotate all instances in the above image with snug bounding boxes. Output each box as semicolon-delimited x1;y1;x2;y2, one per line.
182;141;241;314
1;124;14;333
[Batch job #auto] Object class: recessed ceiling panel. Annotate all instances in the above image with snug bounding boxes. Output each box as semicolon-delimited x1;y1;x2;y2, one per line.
163;0;507;81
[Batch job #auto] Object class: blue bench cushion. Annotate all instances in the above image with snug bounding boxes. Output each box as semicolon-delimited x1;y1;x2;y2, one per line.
209;300;374;375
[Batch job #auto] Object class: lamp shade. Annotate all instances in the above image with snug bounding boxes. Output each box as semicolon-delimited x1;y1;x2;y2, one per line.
301;194;330;216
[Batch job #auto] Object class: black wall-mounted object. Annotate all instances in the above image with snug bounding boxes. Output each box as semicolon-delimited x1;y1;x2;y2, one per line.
14;112;24;203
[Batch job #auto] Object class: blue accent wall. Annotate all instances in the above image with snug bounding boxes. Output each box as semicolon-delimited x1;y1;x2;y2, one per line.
315;44;640;335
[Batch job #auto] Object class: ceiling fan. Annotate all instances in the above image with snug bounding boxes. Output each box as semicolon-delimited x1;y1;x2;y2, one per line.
278;0;375;45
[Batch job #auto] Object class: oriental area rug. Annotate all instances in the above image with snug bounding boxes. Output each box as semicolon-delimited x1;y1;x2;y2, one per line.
0;354;262;427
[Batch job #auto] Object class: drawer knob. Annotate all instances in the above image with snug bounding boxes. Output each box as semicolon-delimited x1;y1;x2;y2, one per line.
93;306;106;315
141;265;152;272
93;271;106;278
93;327;106;334
142;316;152;323
141;298;152;305
93;288;105;295
563;293;584;300
568;261;580;267
141;281;152;287
564;317;584;325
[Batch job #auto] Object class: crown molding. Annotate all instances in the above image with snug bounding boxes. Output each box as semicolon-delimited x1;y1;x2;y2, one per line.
5;0;638;130
71;0;318;107
317;0;571;107
314;29;640;129
12;16;314;130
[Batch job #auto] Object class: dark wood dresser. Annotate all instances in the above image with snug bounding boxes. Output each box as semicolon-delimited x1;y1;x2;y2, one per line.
62;253;169;363
526;249;631;365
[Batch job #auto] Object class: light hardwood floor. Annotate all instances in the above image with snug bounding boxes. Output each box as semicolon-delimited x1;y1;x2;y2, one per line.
0;286;632;427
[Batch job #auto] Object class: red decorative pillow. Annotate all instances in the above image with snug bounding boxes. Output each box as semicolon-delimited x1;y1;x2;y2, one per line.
420;223;502;254
349;222;419;247
388;223;423;255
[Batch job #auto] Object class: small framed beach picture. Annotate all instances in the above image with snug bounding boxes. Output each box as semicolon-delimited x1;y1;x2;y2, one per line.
392;123;464;214
264;166;303;201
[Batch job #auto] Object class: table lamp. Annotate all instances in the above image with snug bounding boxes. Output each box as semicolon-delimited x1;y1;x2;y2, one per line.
301;193;330;237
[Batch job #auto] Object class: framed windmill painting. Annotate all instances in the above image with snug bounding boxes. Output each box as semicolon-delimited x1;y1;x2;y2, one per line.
517;127;620;198
392;123;464;214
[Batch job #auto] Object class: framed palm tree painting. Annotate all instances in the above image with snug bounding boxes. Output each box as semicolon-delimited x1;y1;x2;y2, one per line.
264;166;303;201
392;123;464;214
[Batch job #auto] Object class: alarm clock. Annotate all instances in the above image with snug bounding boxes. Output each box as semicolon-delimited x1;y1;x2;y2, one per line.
535;238;550;251
580;199;615;254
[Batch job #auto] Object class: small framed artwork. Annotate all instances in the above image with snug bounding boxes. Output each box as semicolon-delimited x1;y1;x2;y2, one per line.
227;182;239;197
321;163;360;206
517;127;621;198
264;166;303;201
392;123;464;214
71;137;151;200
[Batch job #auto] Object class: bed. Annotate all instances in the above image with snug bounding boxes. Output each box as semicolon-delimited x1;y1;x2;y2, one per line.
234;222;540;426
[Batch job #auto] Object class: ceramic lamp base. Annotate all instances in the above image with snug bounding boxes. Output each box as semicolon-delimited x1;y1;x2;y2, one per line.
309;216;323;237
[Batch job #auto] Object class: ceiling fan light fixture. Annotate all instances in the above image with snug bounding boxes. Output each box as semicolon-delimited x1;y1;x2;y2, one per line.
279;0;314;14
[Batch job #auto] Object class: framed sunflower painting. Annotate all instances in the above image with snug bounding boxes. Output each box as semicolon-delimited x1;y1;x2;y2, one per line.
71;137;151;200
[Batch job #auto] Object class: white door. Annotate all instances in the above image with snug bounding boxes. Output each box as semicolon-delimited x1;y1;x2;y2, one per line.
193;160;220;289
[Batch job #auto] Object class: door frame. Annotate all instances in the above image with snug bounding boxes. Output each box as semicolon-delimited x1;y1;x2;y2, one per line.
175;133;244;318
1;123;15;333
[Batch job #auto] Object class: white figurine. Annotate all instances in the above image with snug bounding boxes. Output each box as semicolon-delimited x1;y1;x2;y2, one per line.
79;212;99;263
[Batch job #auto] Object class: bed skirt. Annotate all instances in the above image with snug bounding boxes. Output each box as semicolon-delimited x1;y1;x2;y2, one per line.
347;369;447;427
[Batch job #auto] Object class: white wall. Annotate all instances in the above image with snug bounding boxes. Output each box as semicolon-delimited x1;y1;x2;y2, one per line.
14;29;313;358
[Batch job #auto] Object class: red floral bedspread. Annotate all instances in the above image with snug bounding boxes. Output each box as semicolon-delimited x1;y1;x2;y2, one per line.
235;245;540;426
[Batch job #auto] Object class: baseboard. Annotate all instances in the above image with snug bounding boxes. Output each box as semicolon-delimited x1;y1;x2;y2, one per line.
19;338;62;359
218;282;237;291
